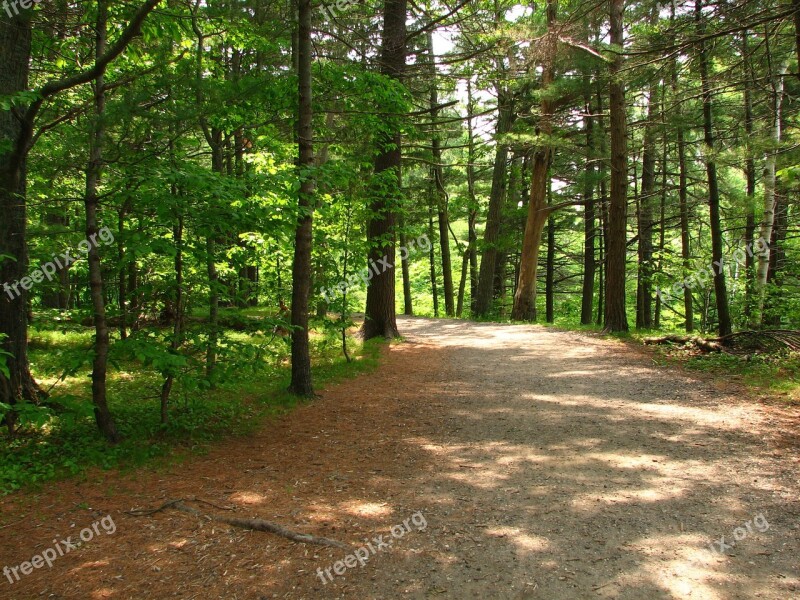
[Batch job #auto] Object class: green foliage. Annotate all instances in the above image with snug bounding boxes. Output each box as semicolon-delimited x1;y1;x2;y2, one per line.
0;317;381;495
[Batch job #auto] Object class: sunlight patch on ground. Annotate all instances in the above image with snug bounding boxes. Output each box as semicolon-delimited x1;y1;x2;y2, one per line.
230;491;268;505
485;526;550;553
572;485;688;508
630;402;752;429
340;501;392;517
584;452;669;470
447;468;510;489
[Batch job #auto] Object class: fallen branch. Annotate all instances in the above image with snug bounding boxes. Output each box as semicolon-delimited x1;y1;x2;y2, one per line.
127;498;351;550
643;334;723;352
643;329;800;354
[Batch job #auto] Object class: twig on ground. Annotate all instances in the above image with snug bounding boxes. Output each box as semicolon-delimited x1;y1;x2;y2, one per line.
126;498;351;550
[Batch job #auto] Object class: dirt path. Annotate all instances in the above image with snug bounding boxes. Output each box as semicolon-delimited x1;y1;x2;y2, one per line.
1;317;798;599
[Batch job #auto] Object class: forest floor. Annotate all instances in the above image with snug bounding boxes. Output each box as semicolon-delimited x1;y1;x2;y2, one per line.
1;317;799;599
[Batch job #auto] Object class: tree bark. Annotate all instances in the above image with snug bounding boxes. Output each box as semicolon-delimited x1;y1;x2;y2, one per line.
399;224;413;315
512;0;556;321
427;31;454;316
756;56;787;324
361;0;406;339
288;0;315;395
466;78;479;314
605;0;629;332
743;30;756;325
545;186;555;324
0;9;42;427
635;83;657;329
580;93;596;325
672;29;694;332
428;201;439;317
84;0;119;442
474;94;514;317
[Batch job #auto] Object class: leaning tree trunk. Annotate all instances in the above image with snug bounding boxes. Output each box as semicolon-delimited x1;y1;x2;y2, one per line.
696;0;731;336
288;0;315;395
512;0;556;321
84;0;120;442
604;0;629;332
361;0;406;339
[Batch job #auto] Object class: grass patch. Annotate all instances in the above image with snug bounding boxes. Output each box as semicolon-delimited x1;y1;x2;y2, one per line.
0;318;385;495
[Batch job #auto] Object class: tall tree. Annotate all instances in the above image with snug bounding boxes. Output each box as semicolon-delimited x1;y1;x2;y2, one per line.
473;91;515;317
756;54;788;324
428;31;454;316
288;0;315;395
362;0;407;339
696;0;731;336
511;0;556;321
604;0;629;332
84;0;120;442
580;90;596;326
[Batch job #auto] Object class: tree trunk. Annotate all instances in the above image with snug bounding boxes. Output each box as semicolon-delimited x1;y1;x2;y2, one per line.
756;58;787;324
427;32;454;316
160;216;184;423
361;0;406;339
474;94;514;317
456;243;468;317
635;83;657;329
605;0;629;332
399;224;413;315
743;30;756;324
696;0;731;336
580;94;596;325
671;26;694;332
512;0;556;321
84;0;119;443
0;9;44;429
288;0;315;395
466;78;479;314
545;189;555;323
428;202;439;317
